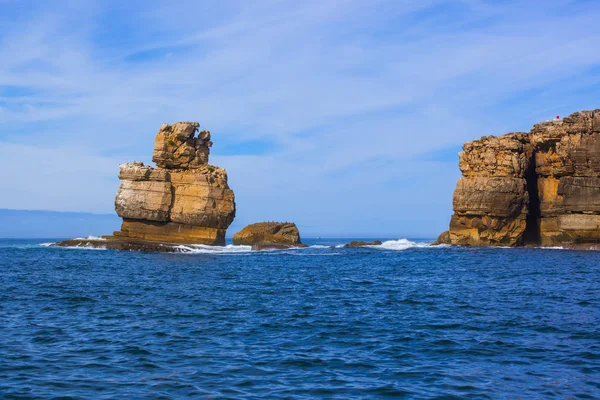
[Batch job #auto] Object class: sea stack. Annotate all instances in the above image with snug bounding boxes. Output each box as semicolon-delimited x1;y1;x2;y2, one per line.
438;109;600;248
113;122;235;245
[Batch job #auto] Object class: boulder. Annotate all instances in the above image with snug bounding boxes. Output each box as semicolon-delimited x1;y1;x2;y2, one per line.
432;231;450;245
232;222;304;249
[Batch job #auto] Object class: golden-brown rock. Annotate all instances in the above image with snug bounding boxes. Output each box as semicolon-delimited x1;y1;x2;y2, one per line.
532;111;600;246
446;133;532;246
114;219;227;244
459;133;532;178
432;231;450;245
112;122;235;246
232;222;303;248
442;109;600;248
152;122;212;169
452;177;528;218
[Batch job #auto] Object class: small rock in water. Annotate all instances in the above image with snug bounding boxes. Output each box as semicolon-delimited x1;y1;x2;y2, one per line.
343;240;382;248
233;222;304;248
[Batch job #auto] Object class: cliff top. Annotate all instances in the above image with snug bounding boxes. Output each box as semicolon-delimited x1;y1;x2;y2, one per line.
465;110;600;148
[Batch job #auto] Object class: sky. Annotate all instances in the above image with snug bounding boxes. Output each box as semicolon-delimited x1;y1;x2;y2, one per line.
2;0;600;238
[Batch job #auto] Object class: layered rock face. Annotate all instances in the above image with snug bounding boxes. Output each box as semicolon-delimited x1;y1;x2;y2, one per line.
113;122;235;245
531;111;600;246
443;110;600;247
448;133;533;246
232;222;303;249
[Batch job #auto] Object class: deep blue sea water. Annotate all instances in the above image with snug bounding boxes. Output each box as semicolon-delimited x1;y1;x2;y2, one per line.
1;238;599;399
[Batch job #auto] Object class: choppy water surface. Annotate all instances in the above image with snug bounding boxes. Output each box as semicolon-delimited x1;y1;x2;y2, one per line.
0;238;599;399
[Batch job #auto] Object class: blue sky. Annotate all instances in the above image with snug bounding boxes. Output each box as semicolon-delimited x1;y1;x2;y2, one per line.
2;0;600;237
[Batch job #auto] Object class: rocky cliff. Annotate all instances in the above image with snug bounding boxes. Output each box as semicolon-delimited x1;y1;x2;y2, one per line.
113;122;235;245
441;110;600;248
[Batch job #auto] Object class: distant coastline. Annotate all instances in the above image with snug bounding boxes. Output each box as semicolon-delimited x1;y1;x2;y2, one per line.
0;209;433;241
0;209;120;239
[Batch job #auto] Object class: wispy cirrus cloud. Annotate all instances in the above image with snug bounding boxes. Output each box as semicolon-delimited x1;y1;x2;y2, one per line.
1;0;600;236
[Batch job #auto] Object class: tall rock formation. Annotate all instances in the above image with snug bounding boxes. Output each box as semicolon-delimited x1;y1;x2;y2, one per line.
441;110;600;248
113;122;235;245
530;111;600;246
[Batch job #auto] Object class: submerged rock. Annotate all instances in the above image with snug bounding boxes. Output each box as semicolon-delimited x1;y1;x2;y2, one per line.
232;222;305;249
343;240;382;247
442;109;600;248
52;237;188;252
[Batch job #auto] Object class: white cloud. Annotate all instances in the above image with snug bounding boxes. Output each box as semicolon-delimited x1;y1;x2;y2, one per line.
1;0;600;236
0;143;121;213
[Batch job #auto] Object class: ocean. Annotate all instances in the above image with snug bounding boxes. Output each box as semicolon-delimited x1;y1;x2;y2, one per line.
0;238;599;399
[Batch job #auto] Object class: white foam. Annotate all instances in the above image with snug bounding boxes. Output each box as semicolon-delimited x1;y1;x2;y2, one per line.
309;245;331;249
58;245;107;250
174;244;253;254
370;238;433;251
39;241;107;250
73;235;107;241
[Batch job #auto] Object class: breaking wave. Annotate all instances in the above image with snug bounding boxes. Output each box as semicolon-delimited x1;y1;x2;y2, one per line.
49;244;107;250
73;236;106;241
370;239;436;251
175;244;253;254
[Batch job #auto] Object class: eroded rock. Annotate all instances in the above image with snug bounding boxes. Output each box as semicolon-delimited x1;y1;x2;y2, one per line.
152;122;212;169
112;122;235;246
432;231;450;245
232;222;304;249
442;109;600;248
447;133;532;246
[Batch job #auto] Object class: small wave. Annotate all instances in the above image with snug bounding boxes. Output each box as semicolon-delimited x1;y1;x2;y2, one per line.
73;235;106;241
60;245;107;251
2;243;54;249
309;245;331;249
175;244;252;254
370;239;433;251
493;245;564;250
289;251;343;256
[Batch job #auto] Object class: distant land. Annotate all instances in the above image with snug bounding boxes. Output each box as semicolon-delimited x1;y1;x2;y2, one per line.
0;209;428;241
0;209;121;239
